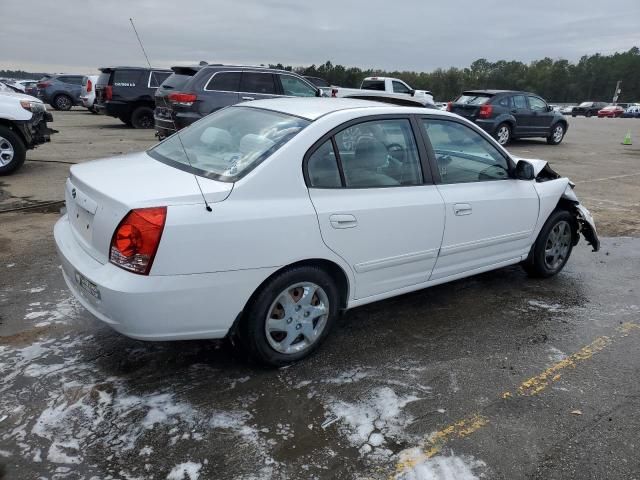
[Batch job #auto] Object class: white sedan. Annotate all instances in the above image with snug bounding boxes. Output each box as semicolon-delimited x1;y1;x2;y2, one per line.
54;98;599;365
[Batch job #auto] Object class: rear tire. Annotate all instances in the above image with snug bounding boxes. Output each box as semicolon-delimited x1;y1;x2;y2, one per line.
118;115;133;127
240;266;339;366
586;111;593;118
494;123;511;146
130;106;154;129
523;210;575;278
0;126;27;176
546;123;566;145
53;94;73;111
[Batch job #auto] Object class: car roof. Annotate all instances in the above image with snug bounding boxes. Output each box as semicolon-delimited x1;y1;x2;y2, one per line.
236;97;455;121
99;66;172;73
462;89;529;95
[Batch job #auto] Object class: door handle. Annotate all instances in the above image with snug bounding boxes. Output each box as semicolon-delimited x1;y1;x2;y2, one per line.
329;214;358;229
453;203;472;216
511;109;517;114
242;96;255;101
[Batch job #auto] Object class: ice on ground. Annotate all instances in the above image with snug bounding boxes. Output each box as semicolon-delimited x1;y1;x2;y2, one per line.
325;387;419;457
23;294;81;326
323;368;370;384
26;286;46;293
166;462;202;480
547;346;568;362
527;300;563;312
396;450;486;480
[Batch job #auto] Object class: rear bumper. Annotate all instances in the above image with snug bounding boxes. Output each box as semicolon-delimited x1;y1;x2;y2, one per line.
80;96;94;108
154;109;201;138
54;214;265;341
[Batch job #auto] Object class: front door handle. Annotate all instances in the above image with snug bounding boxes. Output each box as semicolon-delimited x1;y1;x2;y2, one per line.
242;96;255;101
329;214;358;229
453;203;472;216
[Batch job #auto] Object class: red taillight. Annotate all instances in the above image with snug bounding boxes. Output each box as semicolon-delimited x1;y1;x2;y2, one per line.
87;79;92;93
105;85;113;100
446;101;452;112
37;81;50;89
168;92;197;106
478;104;493;119
331;88;338;98
109;207;167;275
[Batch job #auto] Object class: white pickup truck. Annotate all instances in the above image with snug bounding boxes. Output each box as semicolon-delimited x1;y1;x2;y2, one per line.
330;77;434;105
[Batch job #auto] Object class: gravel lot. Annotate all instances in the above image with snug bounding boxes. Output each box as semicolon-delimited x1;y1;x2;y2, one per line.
1;109;639;479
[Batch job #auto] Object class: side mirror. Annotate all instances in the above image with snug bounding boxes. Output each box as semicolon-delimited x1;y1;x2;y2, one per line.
547;105;554;112
515;160;535;180
409;89;416;97
315;89;321;97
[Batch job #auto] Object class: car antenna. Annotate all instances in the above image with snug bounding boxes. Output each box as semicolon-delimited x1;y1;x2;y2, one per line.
129;17;212;212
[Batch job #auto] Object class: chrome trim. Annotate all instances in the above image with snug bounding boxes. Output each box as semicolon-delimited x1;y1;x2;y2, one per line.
354;249;438;273
439;230;532;257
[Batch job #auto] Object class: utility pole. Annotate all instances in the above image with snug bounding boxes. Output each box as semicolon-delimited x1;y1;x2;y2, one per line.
612;81;622;104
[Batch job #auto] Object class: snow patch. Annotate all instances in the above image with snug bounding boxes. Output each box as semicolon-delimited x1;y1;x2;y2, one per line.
166;462;202;480
547;346;568;362
27;286;46;293
396;451;486;480
528;300;563;312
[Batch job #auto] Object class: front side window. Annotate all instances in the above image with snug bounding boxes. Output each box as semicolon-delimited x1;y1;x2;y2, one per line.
307;140;341;188
148;106;309;182
209;72;241;92
422;119;510;184
513;95;528;110
240;72;276;94
528;96;547;112
392;81;410;94
280;75;317;97
334;119;422;187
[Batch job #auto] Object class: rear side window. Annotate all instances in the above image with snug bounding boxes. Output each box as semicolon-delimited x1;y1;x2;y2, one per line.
59;76;83;85
361;80;385;91
149;71;171;88
307;140;341;188
240;72;276;94
208;72;242;92
512;95;528;109
455;94;491;105
498;96;512;108
113;70;142;87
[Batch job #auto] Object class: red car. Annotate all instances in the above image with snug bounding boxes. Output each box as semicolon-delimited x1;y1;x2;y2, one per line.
597;105;624;118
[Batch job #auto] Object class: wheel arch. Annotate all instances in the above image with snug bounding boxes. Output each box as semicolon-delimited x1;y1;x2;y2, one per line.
0;120;27;148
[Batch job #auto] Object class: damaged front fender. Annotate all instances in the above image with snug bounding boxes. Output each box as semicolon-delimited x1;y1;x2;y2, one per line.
574;203;600;252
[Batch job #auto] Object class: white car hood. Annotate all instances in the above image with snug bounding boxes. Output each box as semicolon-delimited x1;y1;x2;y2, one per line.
0;90;43;103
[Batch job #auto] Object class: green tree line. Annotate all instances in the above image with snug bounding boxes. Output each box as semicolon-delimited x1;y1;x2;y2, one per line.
272;47;640;102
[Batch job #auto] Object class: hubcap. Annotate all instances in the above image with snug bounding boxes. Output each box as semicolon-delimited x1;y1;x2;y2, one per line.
265;282;329;355
497;126;509;145
57;97;70;109
553;126;564;142
0;136;15;166
544;220;571;270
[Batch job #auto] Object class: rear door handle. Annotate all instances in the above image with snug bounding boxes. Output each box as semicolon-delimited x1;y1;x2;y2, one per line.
453;203;472;216
242;96;255;101
329;214;358;229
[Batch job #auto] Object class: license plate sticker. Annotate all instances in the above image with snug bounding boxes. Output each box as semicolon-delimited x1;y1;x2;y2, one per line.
75;271;101;299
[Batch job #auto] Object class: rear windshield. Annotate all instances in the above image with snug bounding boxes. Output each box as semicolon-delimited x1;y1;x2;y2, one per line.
455;94;492;105
148;106;309;182
361;80;385;91
97;73;111;86
159;73;192;91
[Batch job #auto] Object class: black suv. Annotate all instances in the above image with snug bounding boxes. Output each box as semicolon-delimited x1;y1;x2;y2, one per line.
571;101;609;117
154;65;320;139
448;90;568;145
95;67;172;128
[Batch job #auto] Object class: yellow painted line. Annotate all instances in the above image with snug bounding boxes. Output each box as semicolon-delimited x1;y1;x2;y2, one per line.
392;321;639;478
394;414;489;473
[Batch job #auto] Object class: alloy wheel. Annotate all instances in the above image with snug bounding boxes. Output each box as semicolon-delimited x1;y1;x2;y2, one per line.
544;220;571;270
0;136;15;166
553;125;564;143
497;125;510;145
265;282;329;355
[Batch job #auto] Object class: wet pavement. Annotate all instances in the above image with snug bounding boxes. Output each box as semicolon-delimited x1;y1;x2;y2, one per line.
1;210;638;479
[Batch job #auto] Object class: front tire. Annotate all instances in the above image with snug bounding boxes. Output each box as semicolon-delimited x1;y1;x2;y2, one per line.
547;123;566;145
494;123;511;146
131;106;154;129
240;266;339;366
524;210;575;278
0;126;27;176
53;94;73;111
586;111;593;118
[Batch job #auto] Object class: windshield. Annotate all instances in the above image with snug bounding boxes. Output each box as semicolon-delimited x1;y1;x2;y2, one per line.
579;102;592;107
455;94;491;105
148;106;309;182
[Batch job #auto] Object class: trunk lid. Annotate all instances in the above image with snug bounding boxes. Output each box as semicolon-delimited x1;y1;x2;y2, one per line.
450;92;493;118
66;152;232;264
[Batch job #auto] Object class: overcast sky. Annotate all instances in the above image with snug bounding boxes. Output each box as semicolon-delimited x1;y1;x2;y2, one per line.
1;0;638;75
